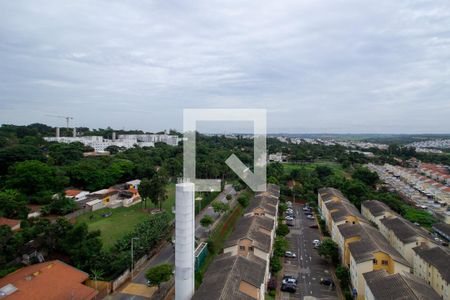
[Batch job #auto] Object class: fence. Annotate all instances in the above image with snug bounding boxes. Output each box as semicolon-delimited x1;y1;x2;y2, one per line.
112;269;130;292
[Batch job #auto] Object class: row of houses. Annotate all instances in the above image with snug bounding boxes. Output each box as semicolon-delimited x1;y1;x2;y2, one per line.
193;184;280;300
64;179;142;211
318;188;443;300
367;163;450;223
363;200;450;300
418;163;450;186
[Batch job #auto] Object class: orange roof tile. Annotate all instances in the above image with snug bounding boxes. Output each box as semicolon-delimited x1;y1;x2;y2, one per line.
0;217;20;228
0;260;98;300
65;189;82;197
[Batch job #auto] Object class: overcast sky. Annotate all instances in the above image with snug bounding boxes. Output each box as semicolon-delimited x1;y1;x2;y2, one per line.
0;0;449;133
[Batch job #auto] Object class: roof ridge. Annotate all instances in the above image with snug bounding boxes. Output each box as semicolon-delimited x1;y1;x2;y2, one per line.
219;255;239;300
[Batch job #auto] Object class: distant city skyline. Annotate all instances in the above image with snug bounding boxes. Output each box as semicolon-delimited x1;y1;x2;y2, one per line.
1;1;450;133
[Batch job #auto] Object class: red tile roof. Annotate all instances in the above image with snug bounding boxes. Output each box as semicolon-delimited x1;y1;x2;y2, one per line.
0;217;20;229
0;260;98;300
65;189;82;197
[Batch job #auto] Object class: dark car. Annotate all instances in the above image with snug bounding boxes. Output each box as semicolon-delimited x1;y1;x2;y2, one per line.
281;283;297;293
320;278;334;286
309;224;319;229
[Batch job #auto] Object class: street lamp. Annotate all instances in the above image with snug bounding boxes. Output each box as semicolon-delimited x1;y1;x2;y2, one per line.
131;237;140;280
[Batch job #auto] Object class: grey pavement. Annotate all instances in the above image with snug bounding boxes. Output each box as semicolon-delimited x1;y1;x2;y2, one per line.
280;203;339;300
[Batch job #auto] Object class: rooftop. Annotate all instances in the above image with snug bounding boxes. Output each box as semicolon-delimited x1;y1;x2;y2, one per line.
0;260;98;300
362;200;392;217
380;217;429;244
192;253;266;300
413;245;450;283
0;217;21;229
363;269;440;300
347;223;409;266
225;215;274;253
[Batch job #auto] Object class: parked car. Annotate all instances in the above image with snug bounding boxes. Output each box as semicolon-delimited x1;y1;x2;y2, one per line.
302;206;310;211
285;216;294;221
284;251;297;258
282;275;298;285
286;219;295;227
307;215;315;220
320;278;334;286
286;213;295;219
309;224;319;229
313;239;321;245
281;283;296;293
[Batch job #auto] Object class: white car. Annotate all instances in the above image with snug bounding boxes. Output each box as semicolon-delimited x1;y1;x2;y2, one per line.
313;239;321;245
302;206;310;211
284;251;297;258
285;216;294;221
307;215;315;220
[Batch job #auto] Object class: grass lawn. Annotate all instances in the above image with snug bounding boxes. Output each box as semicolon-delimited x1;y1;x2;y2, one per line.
76;183;176;250
283;161;349;178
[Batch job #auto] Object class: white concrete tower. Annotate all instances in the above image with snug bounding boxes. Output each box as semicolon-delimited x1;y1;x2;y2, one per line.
72;127;76;137
56;127;60;138
175;182;195;300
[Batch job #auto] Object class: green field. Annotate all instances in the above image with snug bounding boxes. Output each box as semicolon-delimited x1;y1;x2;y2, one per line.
282;161;349;177
76;183;176;249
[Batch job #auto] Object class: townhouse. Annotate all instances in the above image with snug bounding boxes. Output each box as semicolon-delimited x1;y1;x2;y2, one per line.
363;200;434;265
361;200;394;228
318;189;411;300
193;184;280;300
347;224;411;300
363;269;441;300
192;253;266;300
244;184;280;220
412;245;450;300
318;188;365;242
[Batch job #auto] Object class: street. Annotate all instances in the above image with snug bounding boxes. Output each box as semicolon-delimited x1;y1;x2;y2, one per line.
280;203;339;300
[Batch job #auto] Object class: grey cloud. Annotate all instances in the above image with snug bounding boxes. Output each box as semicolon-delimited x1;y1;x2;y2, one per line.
0;0;449;133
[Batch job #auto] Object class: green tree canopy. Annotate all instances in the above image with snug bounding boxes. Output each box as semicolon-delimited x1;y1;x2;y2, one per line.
145;264;173;289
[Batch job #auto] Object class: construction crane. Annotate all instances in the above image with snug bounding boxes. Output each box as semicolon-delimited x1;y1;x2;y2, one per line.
45;114;74;130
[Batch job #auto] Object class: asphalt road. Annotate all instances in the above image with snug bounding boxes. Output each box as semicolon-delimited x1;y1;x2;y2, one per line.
280;203;339;300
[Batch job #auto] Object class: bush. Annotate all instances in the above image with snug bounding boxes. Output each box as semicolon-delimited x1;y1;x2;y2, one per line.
276;224;289;236
336;265;350;288
268;290;276;297
270;256;282;273
237;195;249;208
273;237;289;257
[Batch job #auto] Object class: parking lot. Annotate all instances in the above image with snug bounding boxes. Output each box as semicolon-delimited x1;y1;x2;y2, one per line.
280;203;339;300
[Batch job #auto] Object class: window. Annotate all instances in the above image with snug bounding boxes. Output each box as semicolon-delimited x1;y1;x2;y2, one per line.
249;246;254;252
373;259;378;264
381;260;388;265
239;246;245;251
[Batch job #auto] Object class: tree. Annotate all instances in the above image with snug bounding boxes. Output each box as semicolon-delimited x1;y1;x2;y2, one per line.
273;237;289;257
225;194;232;201
315;165;333;179
48;142;84;165
0;189;29;219
105;145;120;155
278;203;288;215
146;264;173;289
200;215;214;228
0;144;46;175
211;202;230;215
276;223;289;236
270;256;282;273
138;174;167;210
317;238;339;265
5;160;68;203
352;167;379;187
41;196;77;216
336;265;350;288
237;195;249;207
